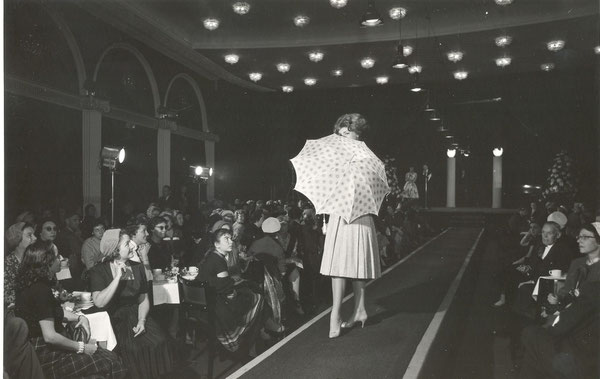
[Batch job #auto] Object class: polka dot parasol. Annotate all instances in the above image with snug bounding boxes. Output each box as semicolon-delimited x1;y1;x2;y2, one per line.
290;133;390;223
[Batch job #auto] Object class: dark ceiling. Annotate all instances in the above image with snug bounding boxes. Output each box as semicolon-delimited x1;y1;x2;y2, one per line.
81;0;599;92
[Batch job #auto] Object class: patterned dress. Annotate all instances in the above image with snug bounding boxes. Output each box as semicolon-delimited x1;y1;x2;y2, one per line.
4;252;20;308
402;171;419;199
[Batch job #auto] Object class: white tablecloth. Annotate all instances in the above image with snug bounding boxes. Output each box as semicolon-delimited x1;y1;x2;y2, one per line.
532;275;567;300
152;280;180;305
83;311;117;351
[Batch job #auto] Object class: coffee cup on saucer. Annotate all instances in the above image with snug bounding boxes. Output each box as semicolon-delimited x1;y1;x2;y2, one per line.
80;292;92;303
188;266;199;275
549;269;562;278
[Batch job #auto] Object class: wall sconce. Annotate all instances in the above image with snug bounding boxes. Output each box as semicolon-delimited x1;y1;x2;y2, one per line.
493;147;504;157
447;148;457;158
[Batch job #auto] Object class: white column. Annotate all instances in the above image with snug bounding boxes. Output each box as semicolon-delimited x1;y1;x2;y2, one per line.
205;141;215;202
82;109;102;215
81;96;109;216
157;120;174;195
446;149;456;208
492;148;503;208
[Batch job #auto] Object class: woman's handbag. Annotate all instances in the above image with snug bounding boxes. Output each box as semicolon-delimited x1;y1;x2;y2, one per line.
65;321;90;343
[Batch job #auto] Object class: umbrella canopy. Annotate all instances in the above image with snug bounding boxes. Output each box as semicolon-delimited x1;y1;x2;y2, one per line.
291;134;389;223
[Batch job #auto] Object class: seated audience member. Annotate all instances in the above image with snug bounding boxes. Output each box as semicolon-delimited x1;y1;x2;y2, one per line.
5;222;37;309
37;218;59;256
546;223;600;310
126;218;153;281
508;222;573;317
14;241;125;379
80;203;98;239
198;229;266;353
55;210;84;289
161;212;185;266
89;229;173;378
529;202;546;228
277;216;304;315
548;211;578;260
81;219;106;270
248;217;286;276
147;216;172;270
146;203;161;219
232;209;246;247
4;314;44;379
519;281;600;379
240;209;266;252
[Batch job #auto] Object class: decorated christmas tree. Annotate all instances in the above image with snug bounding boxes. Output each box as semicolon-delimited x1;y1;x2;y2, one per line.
541;150;578;203
383;156;402;202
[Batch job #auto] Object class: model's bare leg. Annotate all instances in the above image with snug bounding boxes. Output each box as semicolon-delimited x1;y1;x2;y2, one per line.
342;280;368;328
329;277;345;337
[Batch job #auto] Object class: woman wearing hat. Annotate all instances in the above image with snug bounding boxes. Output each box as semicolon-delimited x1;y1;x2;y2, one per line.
14;241;126;379
88;229;173;378
5;222;37;309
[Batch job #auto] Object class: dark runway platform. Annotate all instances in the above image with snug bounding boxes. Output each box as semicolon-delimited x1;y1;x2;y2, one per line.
229;227;485;379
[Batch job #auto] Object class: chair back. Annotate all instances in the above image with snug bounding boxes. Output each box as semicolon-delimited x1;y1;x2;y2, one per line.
179;278;213;310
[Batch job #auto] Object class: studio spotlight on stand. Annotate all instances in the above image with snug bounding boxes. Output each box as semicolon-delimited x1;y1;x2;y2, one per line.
101;146;126;226
189;165;214;182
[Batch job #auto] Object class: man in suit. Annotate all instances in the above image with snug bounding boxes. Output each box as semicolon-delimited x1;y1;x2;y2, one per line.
158;185;177;210
510;222;573;318
519;281;600;378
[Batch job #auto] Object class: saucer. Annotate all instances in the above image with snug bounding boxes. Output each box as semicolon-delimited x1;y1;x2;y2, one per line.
77;301;94;310
181;274;198;281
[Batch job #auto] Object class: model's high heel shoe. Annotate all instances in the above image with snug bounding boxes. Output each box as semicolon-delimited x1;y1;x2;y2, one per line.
329;321;342;339
341;315;368;329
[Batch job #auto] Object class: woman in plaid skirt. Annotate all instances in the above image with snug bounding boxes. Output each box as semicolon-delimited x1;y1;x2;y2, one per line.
14;241;126;379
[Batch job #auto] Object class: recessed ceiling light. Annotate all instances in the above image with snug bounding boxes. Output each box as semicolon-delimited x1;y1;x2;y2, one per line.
360;57;375;69
495;56;512;67
540;63;555;71
389;7;407;20
376;76;389;84
203;18;220;31
276;63;290;73
447;51;464;62
304;77;317;86
294;15;310;27
494;0;513;5
248;72;262;82
594;45;600;54
329;0;348;9
232;2;250;15
331;69;343;77
403;45;413;57
282;86;294;93
408;64;422;74
547;40;565;52
454;70;468;80
495;35;512;47
308;51;324;62
224;54;239;64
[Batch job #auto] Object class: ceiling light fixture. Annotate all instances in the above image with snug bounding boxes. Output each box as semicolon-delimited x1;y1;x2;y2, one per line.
282;86;294;93
360;57;375;69
203;18;220;31
494;0;513;5
330;0;348;9
408;64;422;74
294;15;310;27
392;44;408;69
540;63;555;71
331;69;343;76
304;77;317;86
308;51;324;62
429;111;441;121
403;45;413;56
547;40;565;52
594;45;600;54
447;50;464;62
495;35;512;47
232;2;250;15
453;70;468;80
224;54;239;64
389;7;407;20
360;0;383;27
276;63;290;73
248;72;262;82
410;73;423;92
495;56;511;67
376;76;389;84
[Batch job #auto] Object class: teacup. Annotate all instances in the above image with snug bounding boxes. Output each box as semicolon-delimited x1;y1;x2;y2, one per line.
60;259;69;268
80;292;92;303
549;269;562;278
153;269;163;276
188;266;199;275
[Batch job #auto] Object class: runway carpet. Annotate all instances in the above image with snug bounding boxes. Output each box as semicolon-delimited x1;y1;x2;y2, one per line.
230;227;484;379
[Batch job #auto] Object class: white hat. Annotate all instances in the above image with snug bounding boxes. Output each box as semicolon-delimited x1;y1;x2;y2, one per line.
547;211;567;229
261;217;281;233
